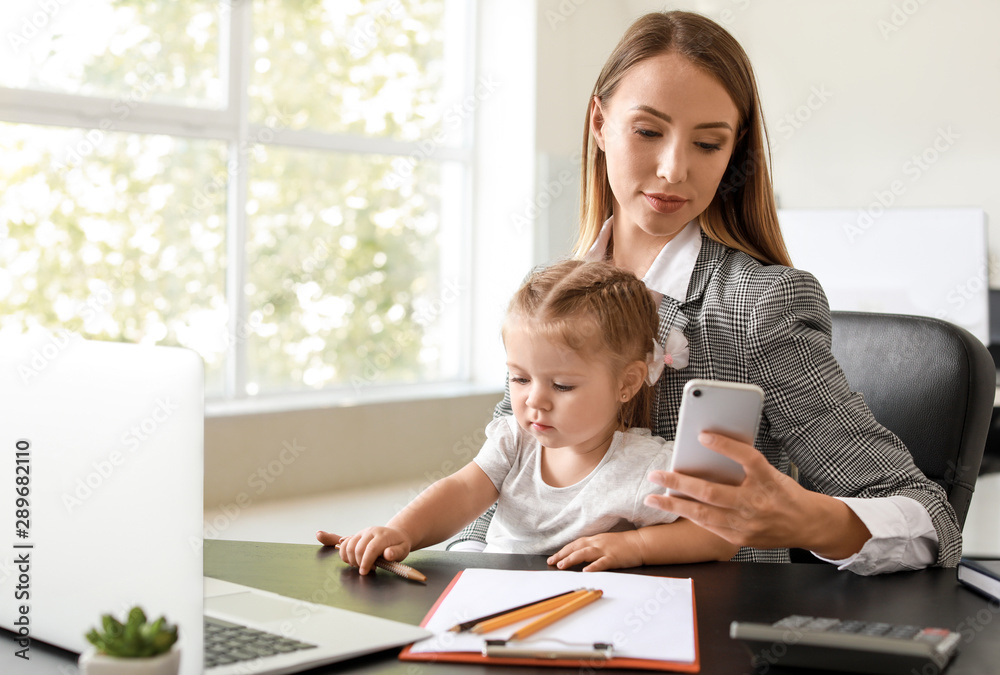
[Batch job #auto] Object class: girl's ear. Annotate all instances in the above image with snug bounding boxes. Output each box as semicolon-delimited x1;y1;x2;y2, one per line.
620;360;647;401
590;96;607;152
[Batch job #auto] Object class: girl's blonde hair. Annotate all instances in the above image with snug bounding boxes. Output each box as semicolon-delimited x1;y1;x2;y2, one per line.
576;10;792;267
503;259;658;430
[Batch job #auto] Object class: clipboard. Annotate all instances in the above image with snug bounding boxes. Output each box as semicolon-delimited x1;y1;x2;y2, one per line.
399;568;700;671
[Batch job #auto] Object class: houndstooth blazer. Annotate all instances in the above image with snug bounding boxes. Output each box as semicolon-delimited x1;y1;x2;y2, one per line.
456;231;962;567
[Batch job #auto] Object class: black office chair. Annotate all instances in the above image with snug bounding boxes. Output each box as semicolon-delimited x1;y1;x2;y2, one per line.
790;312;994;563
828;311;994;528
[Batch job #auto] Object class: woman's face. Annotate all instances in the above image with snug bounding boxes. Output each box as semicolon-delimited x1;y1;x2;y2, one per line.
591;51;740;241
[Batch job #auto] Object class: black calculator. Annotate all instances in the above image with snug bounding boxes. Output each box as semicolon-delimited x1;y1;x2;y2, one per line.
730;614;961;674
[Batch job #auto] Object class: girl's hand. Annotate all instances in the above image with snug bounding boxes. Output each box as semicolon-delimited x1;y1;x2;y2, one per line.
547;531;644;572
316;527;413;575
645;432;870;558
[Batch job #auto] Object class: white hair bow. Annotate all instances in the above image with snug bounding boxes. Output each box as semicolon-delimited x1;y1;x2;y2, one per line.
645;329;690;385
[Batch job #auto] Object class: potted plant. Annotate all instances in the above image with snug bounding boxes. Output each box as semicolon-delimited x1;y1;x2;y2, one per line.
79;606;180;675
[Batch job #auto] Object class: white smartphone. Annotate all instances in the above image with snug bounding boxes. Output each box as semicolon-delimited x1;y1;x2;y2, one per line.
667;379;764;497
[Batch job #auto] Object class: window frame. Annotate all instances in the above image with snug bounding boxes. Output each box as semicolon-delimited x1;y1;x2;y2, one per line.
0;0;479;412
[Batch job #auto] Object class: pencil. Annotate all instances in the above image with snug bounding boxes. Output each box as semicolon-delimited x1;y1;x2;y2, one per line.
449;588;582;633
510;589;603;641
333;544;427;583
469;589;590;634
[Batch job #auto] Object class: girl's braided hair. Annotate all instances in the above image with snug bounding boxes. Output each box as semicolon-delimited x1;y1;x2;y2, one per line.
503;259;659;430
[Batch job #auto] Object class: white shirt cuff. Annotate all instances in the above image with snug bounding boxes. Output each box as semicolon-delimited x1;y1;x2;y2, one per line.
813;496;939;575
447;539;487;553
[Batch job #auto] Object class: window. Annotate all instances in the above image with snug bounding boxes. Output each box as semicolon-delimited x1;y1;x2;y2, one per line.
0;0;472;404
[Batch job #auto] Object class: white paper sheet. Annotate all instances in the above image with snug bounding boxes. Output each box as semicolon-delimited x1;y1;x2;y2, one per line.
409;568;696;663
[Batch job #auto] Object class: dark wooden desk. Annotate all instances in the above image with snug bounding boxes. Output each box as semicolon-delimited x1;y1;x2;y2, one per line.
3;540;996;673
202;539;999;674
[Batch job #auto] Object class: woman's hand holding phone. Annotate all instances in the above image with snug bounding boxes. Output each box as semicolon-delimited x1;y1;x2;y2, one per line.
645;432;872;557
647;432;810;548
645;380;872;557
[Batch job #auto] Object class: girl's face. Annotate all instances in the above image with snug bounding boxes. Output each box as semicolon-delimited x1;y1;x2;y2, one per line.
591;51;740;242
505;322;625;456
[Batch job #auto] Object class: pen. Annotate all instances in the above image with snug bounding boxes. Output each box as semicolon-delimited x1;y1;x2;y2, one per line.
333;544;427;583
450;588;582;633
469;589;590;634
510;589;603;641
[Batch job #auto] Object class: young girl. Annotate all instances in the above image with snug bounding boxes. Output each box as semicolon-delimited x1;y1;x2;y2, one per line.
319;260;737;574
455;10;960;574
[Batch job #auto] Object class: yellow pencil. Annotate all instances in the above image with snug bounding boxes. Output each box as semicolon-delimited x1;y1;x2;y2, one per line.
510;589;603;641
470;589;590;634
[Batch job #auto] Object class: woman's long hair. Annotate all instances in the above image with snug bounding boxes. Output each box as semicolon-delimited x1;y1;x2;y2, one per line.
576;10;792;267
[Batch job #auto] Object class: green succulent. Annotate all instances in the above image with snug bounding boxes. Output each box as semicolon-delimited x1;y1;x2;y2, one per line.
85;606;178;658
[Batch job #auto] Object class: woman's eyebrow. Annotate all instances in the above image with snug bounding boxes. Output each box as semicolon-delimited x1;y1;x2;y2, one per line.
631;104;733;131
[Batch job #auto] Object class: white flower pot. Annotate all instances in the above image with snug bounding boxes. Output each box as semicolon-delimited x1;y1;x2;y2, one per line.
78;647;181;675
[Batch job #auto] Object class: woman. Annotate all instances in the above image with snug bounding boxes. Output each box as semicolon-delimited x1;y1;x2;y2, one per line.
455;10;959;574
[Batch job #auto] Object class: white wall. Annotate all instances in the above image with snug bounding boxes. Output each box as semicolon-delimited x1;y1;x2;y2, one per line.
534;0;1000;276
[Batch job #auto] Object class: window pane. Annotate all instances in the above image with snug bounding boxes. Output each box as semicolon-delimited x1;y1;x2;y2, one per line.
245;145;461;395
0;123;229;394
249;0;463;143
1;0;225;108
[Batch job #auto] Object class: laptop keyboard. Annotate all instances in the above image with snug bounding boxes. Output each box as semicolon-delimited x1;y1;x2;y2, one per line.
204;616;318;668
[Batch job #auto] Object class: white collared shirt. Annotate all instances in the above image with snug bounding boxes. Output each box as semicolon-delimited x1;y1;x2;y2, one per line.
585;216;939;574
584;218;702;305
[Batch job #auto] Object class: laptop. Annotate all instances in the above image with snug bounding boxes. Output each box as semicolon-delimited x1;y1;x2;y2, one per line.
203;577;430;674
0;332;429;675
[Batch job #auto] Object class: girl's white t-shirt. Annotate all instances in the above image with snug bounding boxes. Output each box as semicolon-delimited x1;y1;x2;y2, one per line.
473;415;678;555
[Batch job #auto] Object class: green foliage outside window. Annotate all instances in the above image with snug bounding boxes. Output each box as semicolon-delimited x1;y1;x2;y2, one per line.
0;0;459;397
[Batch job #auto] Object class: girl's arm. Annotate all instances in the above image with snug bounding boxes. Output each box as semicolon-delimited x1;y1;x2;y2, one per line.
321;462;499;575
547;519;740;572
